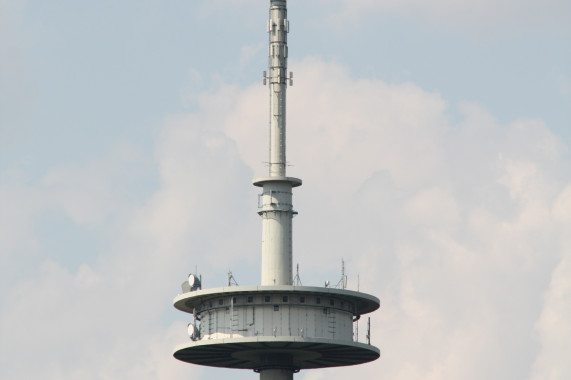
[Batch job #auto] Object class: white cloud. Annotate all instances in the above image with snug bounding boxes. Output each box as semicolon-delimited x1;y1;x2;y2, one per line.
553;185;571;221
227;58;570;379
531;247;571;380
228;58;449;194
0;258;203;379
530;188;571;379
0;106;257;378
2;57;570;379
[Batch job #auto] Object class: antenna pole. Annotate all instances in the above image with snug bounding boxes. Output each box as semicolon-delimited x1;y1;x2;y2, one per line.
367;317;371;344
268;0;290;177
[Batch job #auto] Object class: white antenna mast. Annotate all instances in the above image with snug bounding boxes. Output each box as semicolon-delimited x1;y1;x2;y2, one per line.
263;3;293;178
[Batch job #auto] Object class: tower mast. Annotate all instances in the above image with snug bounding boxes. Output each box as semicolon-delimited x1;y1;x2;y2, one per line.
268;0;289;178
173;2;380;379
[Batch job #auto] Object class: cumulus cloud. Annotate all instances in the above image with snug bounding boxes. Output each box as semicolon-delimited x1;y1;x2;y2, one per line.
1;57;570;380
226;58;570;379
0;258;202;379
530;248;571;380
0;100;256;379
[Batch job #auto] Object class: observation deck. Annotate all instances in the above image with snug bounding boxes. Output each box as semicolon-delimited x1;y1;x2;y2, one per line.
173;285;380;371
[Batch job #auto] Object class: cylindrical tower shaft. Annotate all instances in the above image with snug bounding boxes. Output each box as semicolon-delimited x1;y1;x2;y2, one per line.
259;181;295;285
268;0;288;177
260;369;294;380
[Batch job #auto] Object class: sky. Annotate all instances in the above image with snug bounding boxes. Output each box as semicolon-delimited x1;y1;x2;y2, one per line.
1;0;570;379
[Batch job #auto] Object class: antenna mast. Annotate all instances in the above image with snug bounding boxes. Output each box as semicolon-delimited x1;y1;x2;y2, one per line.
266;0;292;177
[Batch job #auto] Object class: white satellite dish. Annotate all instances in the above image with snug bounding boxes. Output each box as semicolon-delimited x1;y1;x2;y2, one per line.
187;273;201;291
188;323;198;340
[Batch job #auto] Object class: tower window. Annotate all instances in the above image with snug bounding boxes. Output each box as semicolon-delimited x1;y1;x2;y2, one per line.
330;299;334;306
300;297;305;303
274;305;279;311
265;296;271;302
218;299;223;305
282;296;288;302
316;297;321;305
247;296;253;303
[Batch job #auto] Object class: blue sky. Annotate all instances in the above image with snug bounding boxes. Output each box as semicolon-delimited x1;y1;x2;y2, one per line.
1;1;570;379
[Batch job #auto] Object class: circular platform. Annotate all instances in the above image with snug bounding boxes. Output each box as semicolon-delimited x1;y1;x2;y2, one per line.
173;336;380;370
253;176;302;188
173;285;380;316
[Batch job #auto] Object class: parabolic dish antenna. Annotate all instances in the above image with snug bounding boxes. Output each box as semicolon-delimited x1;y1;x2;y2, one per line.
188;274;198;288
187;323;198;339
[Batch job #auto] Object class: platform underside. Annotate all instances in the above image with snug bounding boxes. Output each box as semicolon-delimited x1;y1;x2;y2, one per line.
173;336;379;370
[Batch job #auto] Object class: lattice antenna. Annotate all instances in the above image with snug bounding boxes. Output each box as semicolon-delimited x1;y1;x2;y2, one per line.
294;263;302;286
227;271;239;286
336;259;348;289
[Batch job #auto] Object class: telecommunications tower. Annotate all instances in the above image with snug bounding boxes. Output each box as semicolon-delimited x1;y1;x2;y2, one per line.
173;1;380;379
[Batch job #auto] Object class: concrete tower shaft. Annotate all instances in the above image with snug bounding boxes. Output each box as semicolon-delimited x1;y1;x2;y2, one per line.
261;369;292;380
268;0;289;178
254;177;301;286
